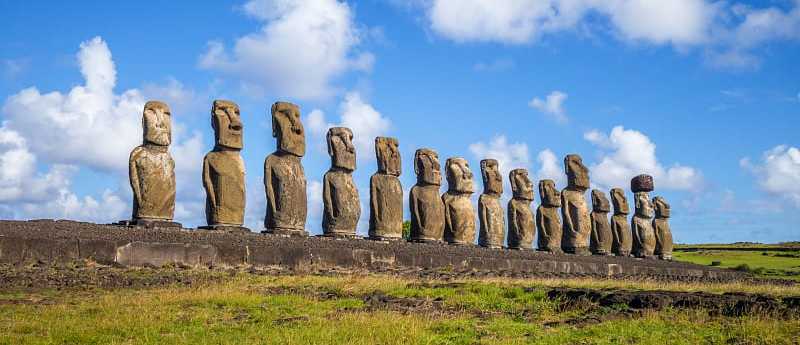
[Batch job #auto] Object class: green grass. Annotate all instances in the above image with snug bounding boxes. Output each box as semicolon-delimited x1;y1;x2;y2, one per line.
1;273;799;344
673;249;800;280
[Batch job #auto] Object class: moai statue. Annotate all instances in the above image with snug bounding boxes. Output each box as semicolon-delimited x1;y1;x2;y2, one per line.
508;169;535;250
561;154;591;255
369;137;403;240
478;159;505;248
263;102;307;236
442;157;476;245
322;127;360;237
202;100;246;231
409;148;445;243
631;174;656;258
610;188;633;257
653;196;674;260
590;189;613;255
536;179;562;253
126;100;178;228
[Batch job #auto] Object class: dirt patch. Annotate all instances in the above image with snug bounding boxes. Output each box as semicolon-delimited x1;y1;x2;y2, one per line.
360;291;457;316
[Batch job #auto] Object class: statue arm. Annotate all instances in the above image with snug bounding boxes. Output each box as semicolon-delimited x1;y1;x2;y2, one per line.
478;197;488;231
202;156;216;209
128;149;142;207
370;176;380;224
263;158;277;215
442;195;452;233
409;188;421;228
561;194;574;233
323;174;334;221
535;207;544;238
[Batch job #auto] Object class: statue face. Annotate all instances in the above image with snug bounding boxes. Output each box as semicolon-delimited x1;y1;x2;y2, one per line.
564;154;590;191
591;189;611;212
510;169;533;200
271;102;305;157
375;137;401;176
634;192;654;218
212;100;243;150
653;196;671;218
142;101;171;146
538;179;560;207
327;127;356;171
414;148;441;186
610;188;629;214
480;159;502;195
446;157;474;194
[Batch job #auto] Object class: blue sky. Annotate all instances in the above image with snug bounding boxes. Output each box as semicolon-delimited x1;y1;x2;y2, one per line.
1;0;798;243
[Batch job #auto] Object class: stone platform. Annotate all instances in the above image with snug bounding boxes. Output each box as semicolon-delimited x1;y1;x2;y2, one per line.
0;220;745;282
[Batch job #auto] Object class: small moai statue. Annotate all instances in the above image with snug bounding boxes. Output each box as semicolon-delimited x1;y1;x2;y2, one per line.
536;179;562;253
263;102;307;236
507;169;535;250
590;189;613;255
609;188;633;257
202;100;246;231
126;100;179;228
631;174;656;258
442;157;476;245
409;148;445;243
478;159;505;248
561;154;591;255
653;196;674;260
322;127;360;237
369;137;403;240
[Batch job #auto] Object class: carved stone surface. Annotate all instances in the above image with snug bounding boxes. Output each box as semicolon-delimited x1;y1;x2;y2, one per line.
369;137;403;240
632;191;656;258
442;157;476;245
590;189;613;255
631;174;654;193
322;127;360;237
129;101;176;223
536;179;562;253
610;188;632;257
508;169;534;250
653;196;674;260
478;159;504;248
561;154;591;255
203;100;246;227
264;102;307;236
409;148;445;243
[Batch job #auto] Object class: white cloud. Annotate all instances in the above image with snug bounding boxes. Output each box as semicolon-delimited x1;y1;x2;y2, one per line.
306;109;329;136
199;0;372;100
584;126;704;191
740;145;800;208
307;179;323;234
468;135;531;179
309;92;391;161
529;90;568;124
535;148;564;187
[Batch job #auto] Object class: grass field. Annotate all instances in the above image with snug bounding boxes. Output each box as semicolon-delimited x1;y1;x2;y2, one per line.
673;245;800;280
1;270;799;345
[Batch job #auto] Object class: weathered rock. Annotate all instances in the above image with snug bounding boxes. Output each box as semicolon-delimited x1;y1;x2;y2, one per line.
478;159;504;248
369;137;403;240
561;154;591;255
631;174;654;193
442;157;476;245
610;188;632;257
409;148;445;243
508;169;535;250
203;100;246;227
632;190;656;258
323;127;360;237
263;102;307;236
536;179;562;253
129;101;176;223
590;189;613;255
653;196;673;260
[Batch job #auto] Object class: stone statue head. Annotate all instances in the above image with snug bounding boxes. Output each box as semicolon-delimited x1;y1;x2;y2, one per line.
445;157;474;194
271;101;305;157
414;148;441;186
538;179;561;207
653;196;671;218
375;137;401;176
510;169;533;201
211;100;243;150
142;100;171;146
480;159;502;196
634;192;654;218
610;188;629;215
327;127;356;171
564;154;589;191
591;189;611;213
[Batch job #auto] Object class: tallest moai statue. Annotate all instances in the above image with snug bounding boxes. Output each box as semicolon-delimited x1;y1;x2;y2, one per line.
631;174;656;258
263;102;307;236
127;101;178;227
202;100;246;230
561;154;591;255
